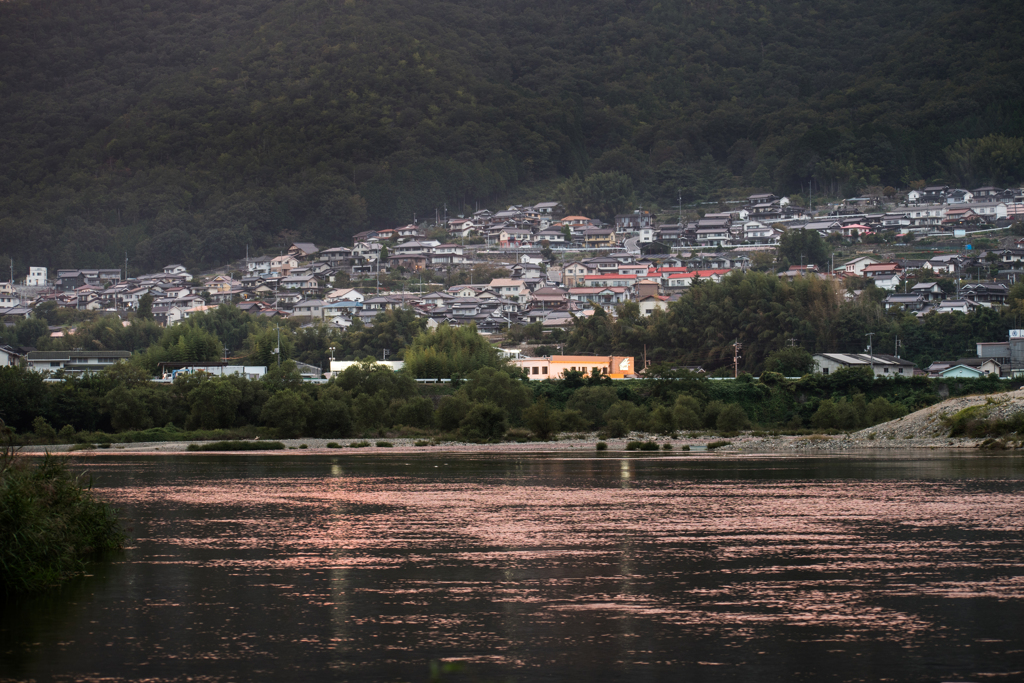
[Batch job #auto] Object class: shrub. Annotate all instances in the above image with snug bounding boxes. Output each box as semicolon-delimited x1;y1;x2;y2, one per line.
556;409;590;433
57;425;76;444
702;400;726;429
662;443;672;450
459;402;508;442
598;418;629;439
673;394;703;430
414;440;430;447
32;417;57;444
506;428;532;442
187;441;286;451
437;394;471;431
566;386;619;428
349;441;371;448
625;440;643;451
394;397;436;430
649;405;676;435
0;455;125;594
707;440;732;450
259;389;312;438
596;441;608;451
326;442;341;448
523;398;558;440
716;404;751;433
375;441;393;447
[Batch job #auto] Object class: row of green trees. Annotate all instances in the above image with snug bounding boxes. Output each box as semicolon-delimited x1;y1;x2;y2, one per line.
565;270;1017;374
1;348;1010;443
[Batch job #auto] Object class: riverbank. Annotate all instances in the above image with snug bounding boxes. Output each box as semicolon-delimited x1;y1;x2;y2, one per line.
21;389;1023;456
18;432;990;455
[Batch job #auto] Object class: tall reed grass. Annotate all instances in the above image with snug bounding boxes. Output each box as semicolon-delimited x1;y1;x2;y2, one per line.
1;425;125;594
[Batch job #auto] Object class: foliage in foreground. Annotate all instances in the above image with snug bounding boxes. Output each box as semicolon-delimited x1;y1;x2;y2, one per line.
0;448;125;595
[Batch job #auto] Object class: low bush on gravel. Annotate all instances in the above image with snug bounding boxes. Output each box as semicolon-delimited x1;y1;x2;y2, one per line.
187;441;286;451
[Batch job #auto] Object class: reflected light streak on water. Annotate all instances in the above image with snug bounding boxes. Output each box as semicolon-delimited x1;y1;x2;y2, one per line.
2;453;1024;683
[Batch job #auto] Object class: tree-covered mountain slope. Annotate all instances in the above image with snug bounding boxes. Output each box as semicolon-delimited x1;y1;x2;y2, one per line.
1;0;1021;271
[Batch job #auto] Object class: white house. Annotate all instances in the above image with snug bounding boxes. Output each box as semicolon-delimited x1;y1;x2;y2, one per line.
26;267;47;286
813;352;916;378
843;256;880;277
25;350;132;375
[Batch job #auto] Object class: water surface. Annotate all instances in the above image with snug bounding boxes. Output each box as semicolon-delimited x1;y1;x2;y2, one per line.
3;452;1024;682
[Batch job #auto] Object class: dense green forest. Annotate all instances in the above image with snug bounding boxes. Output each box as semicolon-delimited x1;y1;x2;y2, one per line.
1;0;1023;273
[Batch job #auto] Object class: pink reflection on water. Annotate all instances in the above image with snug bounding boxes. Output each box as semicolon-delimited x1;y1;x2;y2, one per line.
97;475;1024;643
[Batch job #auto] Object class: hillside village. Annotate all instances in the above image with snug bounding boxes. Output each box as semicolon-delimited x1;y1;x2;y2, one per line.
4;186;1024;380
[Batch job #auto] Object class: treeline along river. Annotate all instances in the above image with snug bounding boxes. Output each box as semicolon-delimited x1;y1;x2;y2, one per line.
2;451;1024;682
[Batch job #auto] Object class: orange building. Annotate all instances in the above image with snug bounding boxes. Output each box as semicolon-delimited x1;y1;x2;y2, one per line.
513;355;635;379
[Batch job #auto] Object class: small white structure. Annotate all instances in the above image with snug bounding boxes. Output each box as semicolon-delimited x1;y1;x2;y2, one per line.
813;353;916;378
327;359;405;379
26;350;132;375
26;267;47;286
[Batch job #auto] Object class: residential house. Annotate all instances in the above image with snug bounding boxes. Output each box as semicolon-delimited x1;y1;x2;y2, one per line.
921;186;949;203
910;282;945;301
324;288;364;303
489;278;528;302
883;293;926;311
946;189;974;204
561;259;593;286
270;255;299;277
970;201;1008;221
532;202;565;225
695;227;731;247
961;283;1008;305
843;256;880;277
319;247;353;267
862;263;903;290
292;299;327;320
247;255;274;275
813;352;916;377
0;284;20;308
934;299;981;315
637;295;669;317
26;267;47;286
25;350;132;375
0;345;27;367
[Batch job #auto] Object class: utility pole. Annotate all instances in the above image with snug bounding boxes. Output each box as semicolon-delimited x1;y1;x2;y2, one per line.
787;337;798;347
275;325;281;367
733;341;742;378
866;332;875;372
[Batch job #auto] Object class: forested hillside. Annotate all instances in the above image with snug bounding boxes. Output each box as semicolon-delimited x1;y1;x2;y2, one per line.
1;0;1022;272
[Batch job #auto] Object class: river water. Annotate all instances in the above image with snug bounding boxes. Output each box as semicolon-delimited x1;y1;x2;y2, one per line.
3;451;1024;682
